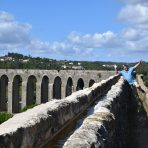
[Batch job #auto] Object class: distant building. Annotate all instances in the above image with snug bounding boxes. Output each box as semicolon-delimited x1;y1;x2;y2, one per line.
5;57;13;61
22;59;29;63
72;65;84;70
61;65;67;69
69;62;73;65
102;64;114;68
0;58;5;61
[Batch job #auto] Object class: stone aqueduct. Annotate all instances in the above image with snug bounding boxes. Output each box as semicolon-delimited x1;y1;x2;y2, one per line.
0;69;114;113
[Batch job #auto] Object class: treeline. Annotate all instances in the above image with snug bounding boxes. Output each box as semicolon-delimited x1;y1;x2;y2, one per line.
0;53;61;70
0;52;118;70
0;60;61;70
0;52;148;86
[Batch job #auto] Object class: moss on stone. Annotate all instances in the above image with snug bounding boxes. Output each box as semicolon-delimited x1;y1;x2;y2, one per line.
0;112;13;124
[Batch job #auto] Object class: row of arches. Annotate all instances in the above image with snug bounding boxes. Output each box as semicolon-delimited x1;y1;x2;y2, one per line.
0;75;95;113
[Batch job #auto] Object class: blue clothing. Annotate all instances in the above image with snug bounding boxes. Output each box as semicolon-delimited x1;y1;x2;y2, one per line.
119;67;136;85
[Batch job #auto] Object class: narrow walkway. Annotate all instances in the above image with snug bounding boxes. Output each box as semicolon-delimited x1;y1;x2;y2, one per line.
44;86;148;148
43;96;105;148
128;89;148;148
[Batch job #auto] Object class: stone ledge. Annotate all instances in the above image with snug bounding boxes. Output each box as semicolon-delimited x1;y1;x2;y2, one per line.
63;78;131;148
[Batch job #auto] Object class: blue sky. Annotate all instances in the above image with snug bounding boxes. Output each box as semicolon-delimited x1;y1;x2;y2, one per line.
0;0;148;62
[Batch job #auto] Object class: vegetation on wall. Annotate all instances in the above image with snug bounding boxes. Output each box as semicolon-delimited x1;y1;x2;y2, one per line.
137;63;148;87
0;112;13;124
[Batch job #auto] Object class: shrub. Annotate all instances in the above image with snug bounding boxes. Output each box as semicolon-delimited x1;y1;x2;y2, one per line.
0;112;13;124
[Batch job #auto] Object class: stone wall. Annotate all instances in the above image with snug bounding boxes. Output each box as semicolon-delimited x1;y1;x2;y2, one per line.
0;75;119;148
63;78;132;148
0;69;114;113
137;75;148;116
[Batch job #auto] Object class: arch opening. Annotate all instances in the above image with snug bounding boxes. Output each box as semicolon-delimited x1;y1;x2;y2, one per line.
66;77;73;97
76;78;84;91
89;79;95;87
41;76;49;103
53;76;61;99
0;75;8;111
26;75;37;106
12;75;22;113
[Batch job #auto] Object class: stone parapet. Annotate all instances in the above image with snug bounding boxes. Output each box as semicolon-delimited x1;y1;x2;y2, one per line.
63;78;131;148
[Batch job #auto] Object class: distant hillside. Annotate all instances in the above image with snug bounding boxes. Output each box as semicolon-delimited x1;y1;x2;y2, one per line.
0;52;148;86
0;52;123;70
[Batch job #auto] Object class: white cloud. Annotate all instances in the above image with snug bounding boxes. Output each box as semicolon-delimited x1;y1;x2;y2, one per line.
26;31;116;56
67;31;116;48
119;4;148;28
0;11;31;50
120;0;148;5
0;11;14;23
122;27;147;41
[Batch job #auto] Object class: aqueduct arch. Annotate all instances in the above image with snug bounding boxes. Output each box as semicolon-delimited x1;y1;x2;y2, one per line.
89;79;95;87
76;78;84;91
41;76;49;103
12;75;22;113
53;76;62;99
27;75;37;106
66;77;73;97
0;75;8;111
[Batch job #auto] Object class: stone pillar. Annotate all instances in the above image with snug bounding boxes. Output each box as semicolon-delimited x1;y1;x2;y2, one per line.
36;82;41;104
72;85;75;93
48;83;53;101
21;81;27;109
73;82;77;92
7;81;13;113
61;83;66;99
85;82;88;89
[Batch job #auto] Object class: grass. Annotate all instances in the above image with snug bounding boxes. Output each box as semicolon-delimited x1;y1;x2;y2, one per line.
0;112;13;124
0;104;38;124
